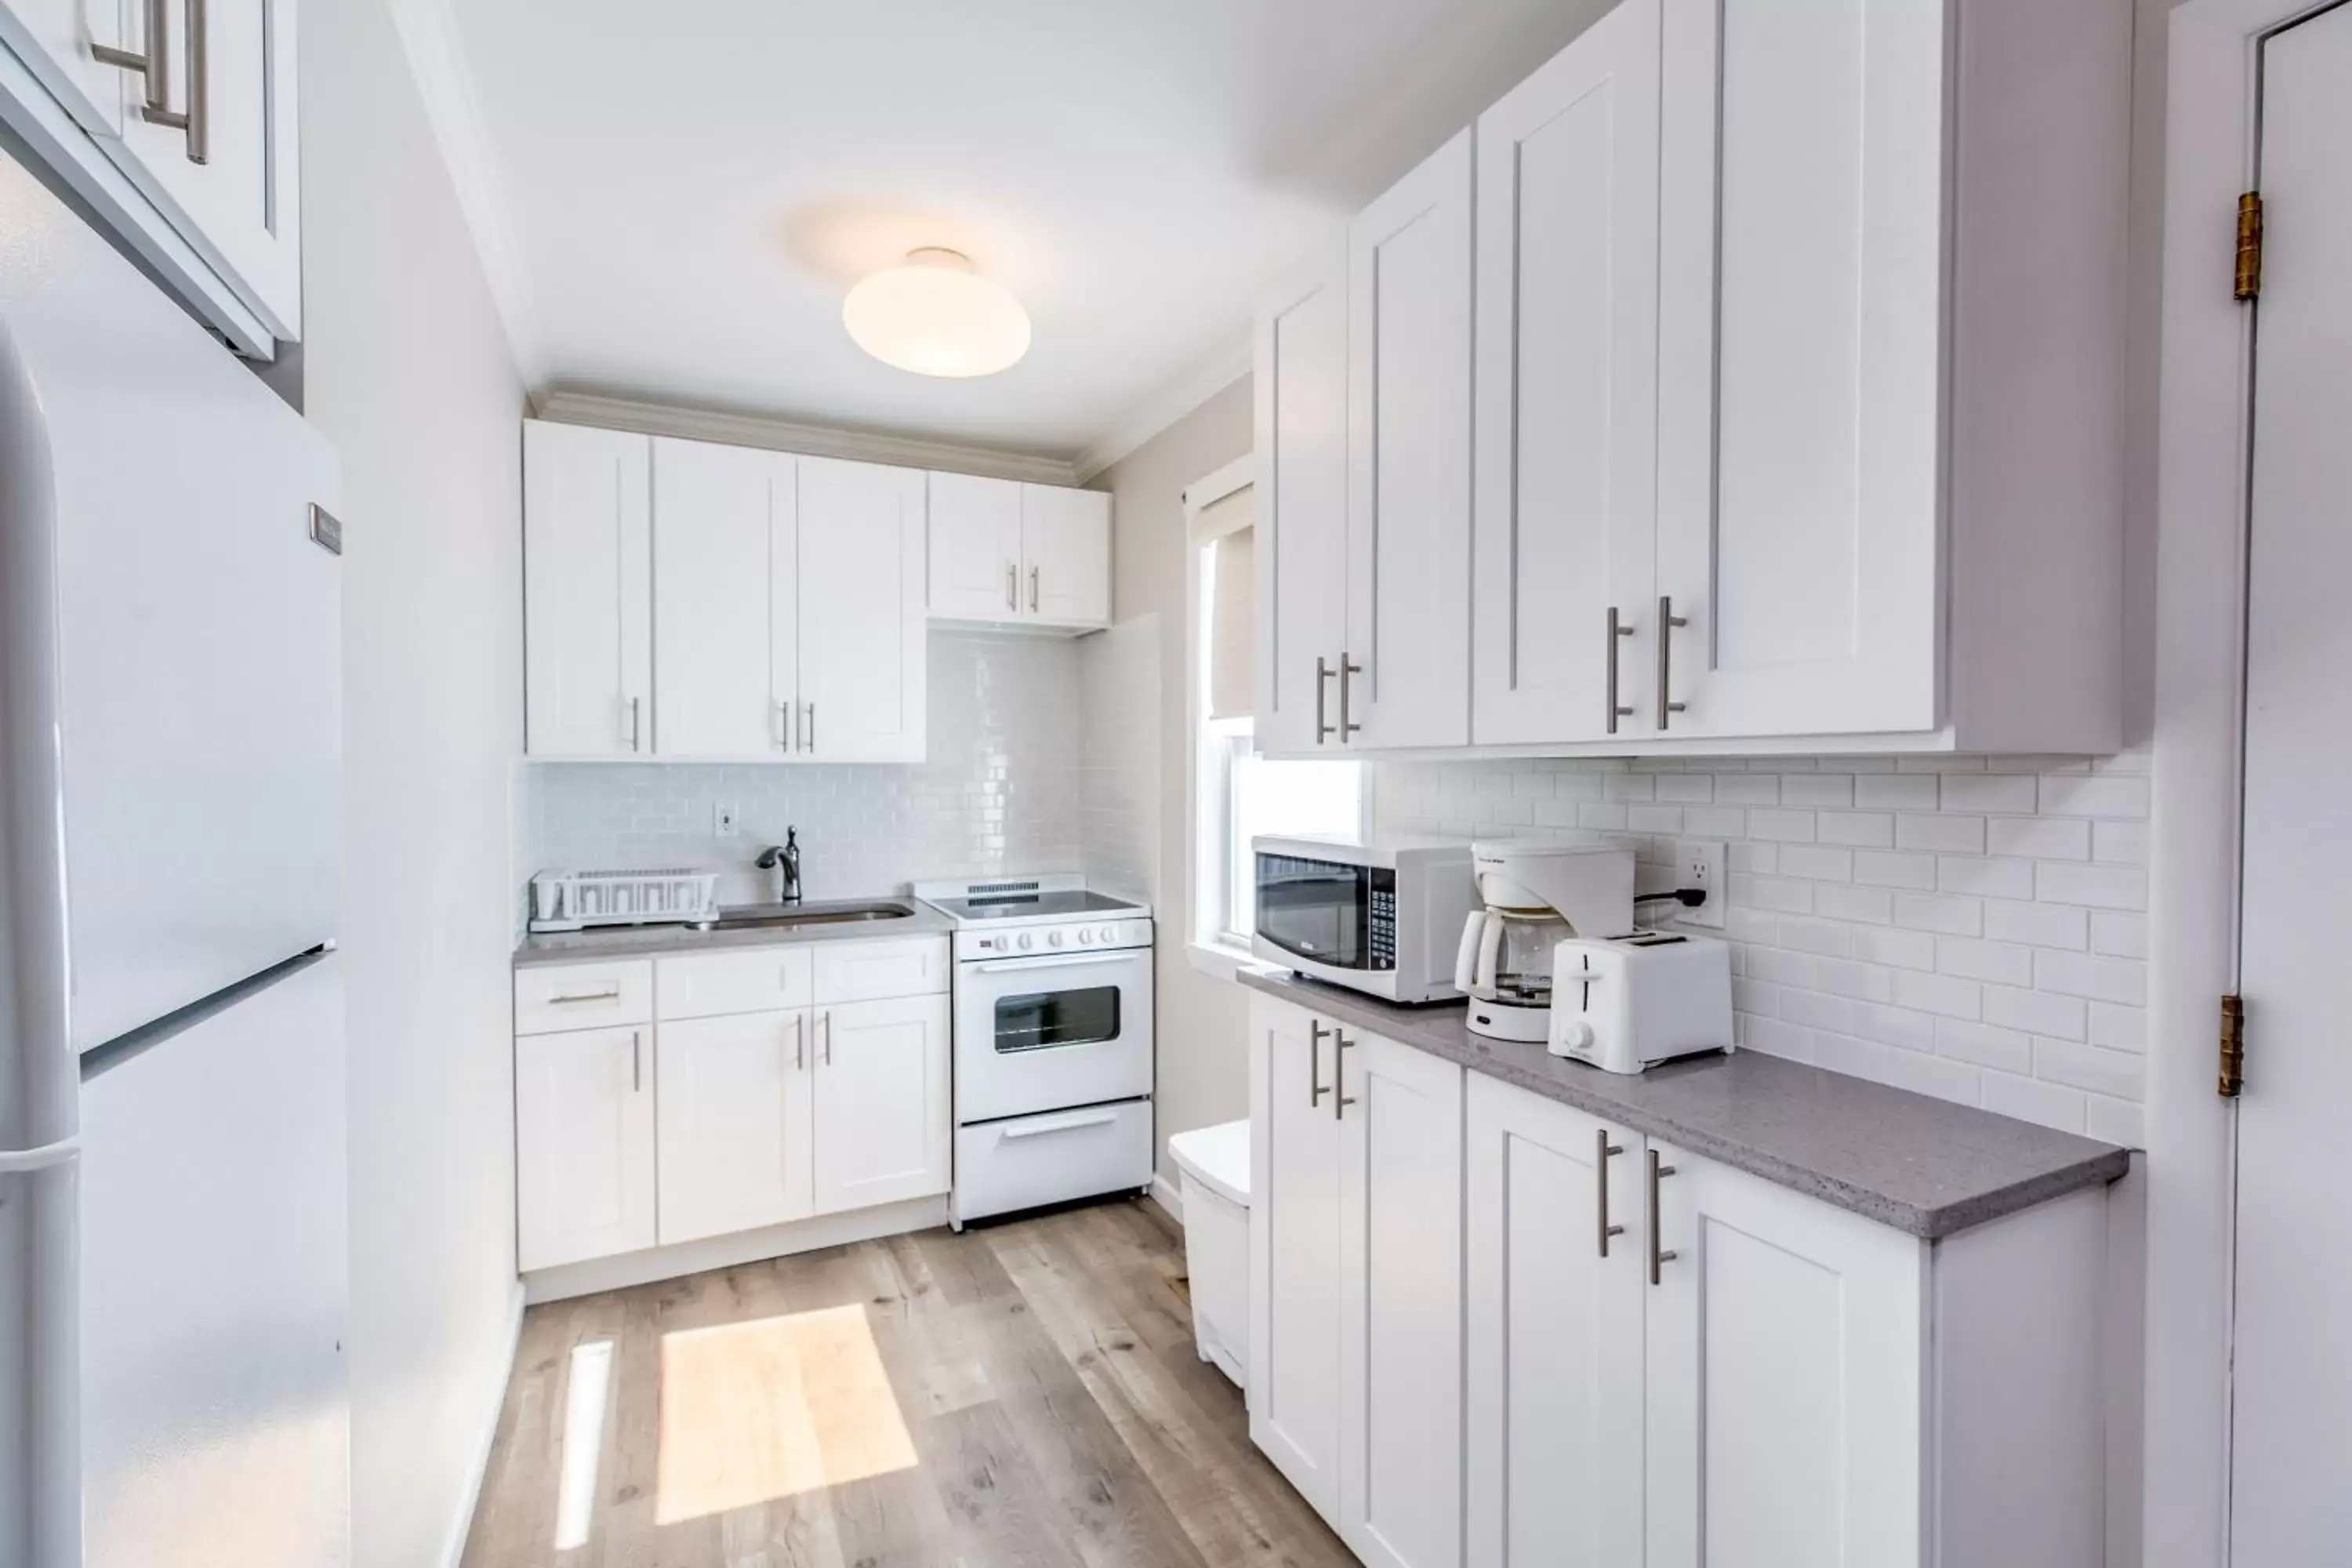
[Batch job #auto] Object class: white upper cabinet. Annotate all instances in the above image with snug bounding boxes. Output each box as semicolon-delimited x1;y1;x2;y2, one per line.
928;470;1025;620
0;0;128;132
1472;0;1662;746
1346;129;1473;751
797;456;927;763
1021;485;1111;628
1254;245;1350;756
652;437;797;758
524;423;652;758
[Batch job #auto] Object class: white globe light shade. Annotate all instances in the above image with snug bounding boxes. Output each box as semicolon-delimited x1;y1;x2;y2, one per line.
842;248;1031;378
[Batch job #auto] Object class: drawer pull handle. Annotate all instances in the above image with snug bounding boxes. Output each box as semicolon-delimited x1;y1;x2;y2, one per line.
1596;1129;1625;1257
548;987;622;1005
1001;1110;1119;1141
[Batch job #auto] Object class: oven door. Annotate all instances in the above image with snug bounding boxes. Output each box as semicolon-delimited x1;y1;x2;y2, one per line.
954;947;1154;1124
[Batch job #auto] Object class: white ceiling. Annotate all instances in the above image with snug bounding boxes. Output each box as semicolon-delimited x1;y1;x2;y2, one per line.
444;0;1615;465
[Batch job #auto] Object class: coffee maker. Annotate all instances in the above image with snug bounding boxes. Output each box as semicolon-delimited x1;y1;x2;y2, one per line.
1452;840;1636;1042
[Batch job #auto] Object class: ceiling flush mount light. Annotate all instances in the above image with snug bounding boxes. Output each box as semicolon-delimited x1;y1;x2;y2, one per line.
843;248;1031;378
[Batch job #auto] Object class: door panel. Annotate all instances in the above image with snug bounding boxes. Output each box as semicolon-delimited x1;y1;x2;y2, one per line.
797;456;926;761
928;470;1023;619
514;1023;657;1272
524;423;652;757
1347;128;1472;750
1022;484;1111;626
652;437;793;757
1249;997;1344;1515
655;1009;815;1244
1338;1028;1463;1568
812;994;950;1213
1656;0;1944;737
1254;247;1349;755
2233;8;2352;1559
1465;1076;1644;1567
1473;0;1661;744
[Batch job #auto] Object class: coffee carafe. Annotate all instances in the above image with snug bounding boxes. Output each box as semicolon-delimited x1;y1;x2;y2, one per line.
1452;841;1636;1043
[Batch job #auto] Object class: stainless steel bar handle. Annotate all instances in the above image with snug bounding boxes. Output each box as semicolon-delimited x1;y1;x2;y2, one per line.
1606;608;1635;734
628;695;642;751
1340;654;1363;741
822;1011;833;1066
1333;1030;1358;1121
1315;657;1338;743
1595;1129;1625;1258
1308;1020;1333;1105
91;0;170;120
631;1029;642;1093
776;700;789;750
794;1014;806;1072
1007;562;1018;611
549;987;622;1005
1029;566;1040;612
805;702;815;754
1656;596;1690;731
1649;1149;1678;1285
182;0;208;163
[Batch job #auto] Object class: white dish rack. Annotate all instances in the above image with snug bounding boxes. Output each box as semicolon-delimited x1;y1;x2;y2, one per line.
528;867;720;933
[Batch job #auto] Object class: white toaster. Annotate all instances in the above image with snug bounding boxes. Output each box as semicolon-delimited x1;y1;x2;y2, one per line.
1547;932;1734;1074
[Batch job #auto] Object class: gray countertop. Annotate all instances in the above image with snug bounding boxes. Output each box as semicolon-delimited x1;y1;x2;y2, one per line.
1240;969;2129;1240
514;897;955;967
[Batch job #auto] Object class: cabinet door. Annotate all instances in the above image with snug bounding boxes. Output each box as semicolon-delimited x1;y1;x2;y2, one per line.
0;0;129;132
1465;1076;1645;1567
1338;1027;1464;1568
652;437;797;757
524;423;652;757
514;1025;656;1272
928;470;1023;620
1644;1144;1926;1568
1345;128;1472;750
811;994;950;1213
655;1009;815;1245
1254;246;1349;755
102;0;301;337
1473;1;1662;745
1653;0;1945;739
1248;996;1344;1518
798;456;927;762
1021;485;1112;627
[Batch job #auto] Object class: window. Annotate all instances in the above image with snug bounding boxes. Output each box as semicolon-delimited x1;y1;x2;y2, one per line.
1185;461;1362;956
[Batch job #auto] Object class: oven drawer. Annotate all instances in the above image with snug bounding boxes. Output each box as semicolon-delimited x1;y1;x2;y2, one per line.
953;1100;1155;1225
515;960;653;1036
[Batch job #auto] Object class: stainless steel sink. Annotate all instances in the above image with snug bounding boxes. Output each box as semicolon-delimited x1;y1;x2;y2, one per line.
688;899;916;932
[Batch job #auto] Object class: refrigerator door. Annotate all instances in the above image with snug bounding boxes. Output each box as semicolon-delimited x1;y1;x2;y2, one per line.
78;953;350;1568
0;154;341;1054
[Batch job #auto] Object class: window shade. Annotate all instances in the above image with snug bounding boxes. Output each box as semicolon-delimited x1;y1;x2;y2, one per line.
1209;523;1255;722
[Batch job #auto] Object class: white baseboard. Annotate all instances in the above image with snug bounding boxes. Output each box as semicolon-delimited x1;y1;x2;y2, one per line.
441;1278;525;1568
1149;1173;1185;1227
521;1196;950;1305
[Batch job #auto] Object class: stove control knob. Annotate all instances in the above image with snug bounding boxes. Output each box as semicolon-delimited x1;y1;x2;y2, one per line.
1102;925;1121;945
1077;927;1094;945
1017;932;1033;950
1047;929;1065;948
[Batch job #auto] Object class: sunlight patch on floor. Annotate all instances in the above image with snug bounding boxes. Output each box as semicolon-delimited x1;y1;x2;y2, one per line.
654;1304;919;1524
554;1340;615;1551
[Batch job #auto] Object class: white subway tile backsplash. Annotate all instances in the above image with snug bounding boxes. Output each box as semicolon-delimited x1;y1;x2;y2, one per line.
1375;745;2151;1145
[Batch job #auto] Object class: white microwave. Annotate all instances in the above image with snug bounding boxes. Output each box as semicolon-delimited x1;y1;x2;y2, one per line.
1252;835;1477;1004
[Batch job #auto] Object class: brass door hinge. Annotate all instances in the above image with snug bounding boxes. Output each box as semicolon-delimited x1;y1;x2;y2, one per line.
2220;993;2246;1098
2235;192;2263;303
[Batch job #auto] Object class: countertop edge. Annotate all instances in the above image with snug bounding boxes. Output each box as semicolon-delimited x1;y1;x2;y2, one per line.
513;902;956;967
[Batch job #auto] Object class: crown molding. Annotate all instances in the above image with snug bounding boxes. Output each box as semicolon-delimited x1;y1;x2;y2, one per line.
384;0;546;387
1073;327;1253;483
532;389;1087;487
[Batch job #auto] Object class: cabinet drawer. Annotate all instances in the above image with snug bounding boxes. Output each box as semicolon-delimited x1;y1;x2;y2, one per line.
515;960;653;1035
812;936;951;1004
657;946;815;1021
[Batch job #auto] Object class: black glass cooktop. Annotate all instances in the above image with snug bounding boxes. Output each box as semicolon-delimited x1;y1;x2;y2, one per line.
928;890;1142;923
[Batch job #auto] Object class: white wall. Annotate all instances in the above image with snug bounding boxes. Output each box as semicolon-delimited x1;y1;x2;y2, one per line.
1080;613;1161;903
1097;377;1254;1181
296;2;527;1563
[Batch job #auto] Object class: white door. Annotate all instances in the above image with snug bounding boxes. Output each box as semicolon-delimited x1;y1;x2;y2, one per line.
811;994;951;1213
655;1009;815;1245
524;422;652;757
652;437;796;757
1022;484;1112;627
1644;1145;1926;1568
928;470;1024;620
1248;996;1344;1517
2232;9;2352;1559
797;456;927;762
101;0;301;337
1346;128;1472;750
0;0;130;132
1465;1075;1645;1567
514;1024;657;1272
1472;0;1662;745
1254;245;1350;755
1653;0;1944;739
1338;1027;1464;1568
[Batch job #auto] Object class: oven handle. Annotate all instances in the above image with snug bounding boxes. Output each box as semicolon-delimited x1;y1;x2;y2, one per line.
967;950;1146;974
998;1109;1122;1141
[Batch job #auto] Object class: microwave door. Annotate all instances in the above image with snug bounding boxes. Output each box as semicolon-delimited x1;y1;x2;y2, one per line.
1254;856;1370;968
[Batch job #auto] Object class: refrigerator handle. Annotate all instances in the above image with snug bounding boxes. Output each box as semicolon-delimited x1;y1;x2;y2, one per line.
0;1134;82;1174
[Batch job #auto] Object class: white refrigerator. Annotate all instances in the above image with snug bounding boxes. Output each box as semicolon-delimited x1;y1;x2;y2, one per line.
0;151;351;1566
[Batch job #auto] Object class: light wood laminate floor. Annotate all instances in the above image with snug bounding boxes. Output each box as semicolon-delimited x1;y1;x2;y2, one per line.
461;1199;1354;1567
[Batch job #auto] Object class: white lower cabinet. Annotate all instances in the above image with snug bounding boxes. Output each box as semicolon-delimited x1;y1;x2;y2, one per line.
1249;995;1345;1516
514;1023;657;1272
812;993;952;1213
655;1008;815;1245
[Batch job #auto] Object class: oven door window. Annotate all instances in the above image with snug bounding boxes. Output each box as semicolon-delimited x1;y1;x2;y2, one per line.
995;985;1123;1054
1255;854;1371;969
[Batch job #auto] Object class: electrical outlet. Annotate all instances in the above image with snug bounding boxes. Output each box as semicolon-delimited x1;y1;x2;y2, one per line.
714;801;740;839
1676;839;1726;929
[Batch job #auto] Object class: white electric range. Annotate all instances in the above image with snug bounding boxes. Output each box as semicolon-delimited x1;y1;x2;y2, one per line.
915;875;1156;1227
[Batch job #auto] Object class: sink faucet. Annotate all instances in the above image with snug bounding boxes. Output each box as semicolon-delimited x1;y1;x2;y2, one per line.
756;830;801;906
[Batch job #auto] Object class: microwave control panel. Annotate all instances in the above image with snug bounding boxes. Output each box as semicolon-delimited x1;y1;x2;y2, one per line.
1368;868;1396;970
